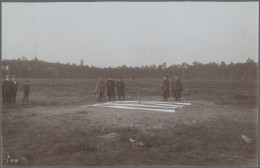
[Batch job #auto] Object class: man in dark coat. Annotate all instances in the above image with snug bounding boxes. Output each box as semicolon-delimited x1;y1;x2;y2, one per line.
161;75;170;101
11;75;18;104
2;75;13;105
23;80;30;103
95;77;105;102
172;75;183;101
106;77;115;101
116;77;125;100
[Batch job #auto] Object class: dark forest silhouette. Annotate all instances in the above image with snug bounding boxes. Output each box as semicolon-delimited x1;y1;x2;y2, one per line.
1;57;257;80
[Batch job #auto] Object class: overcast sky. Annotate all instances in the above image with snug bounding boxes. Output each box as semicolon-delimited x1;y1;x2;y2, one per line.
2;2;259;67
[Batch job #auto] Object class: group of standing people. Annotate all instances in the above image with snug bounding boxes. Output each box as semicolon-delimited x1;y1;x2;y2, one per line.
3;74;182;105
2;75;30;105
161;75;183;101
2;75;18;105
95;77;125;102
95;75;183;102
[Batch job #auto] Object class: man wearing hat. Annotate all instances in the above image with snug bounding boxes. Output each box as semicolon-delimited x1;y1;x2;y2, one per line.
172;75;183;101
23;80;30;103
161;75;170;101
106;77;115;101
2;75;13;105
11;75;18;104
116;77;125;100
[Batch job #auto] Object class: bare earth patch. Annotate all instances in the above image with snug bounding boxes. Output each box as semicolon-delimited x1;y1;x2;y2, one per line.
2;79;257;166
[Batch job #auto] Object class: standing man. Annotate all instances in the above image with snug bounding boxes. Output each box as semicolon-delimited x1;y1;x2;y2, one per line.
2;75;12;105
23;80;30;103
106;77;115;101
172;75;183;101
161;75;170;101
95;77;105;102
116;77;125;100
11;75;18;104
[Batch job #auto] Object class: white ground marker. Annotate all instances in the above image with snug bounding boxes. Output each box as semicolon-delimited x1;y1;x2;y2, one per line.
86;100;191;113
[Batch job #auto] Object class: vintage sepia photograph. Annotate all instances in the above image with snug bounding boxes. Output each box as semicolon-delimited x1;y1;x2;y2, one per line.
1;1;258;166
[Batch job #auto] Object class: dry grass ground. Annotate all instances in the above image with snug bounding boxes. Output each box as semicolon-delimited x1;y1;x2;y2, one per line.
2;79;258;166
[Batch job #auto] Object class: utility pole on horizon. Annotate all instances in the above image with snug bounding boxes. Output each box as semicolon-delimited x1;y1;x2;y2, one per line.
34;44;37;79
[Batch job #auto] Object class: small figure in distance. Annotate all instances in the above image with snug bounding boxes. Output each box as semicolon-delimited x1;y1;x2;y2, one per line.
161;75;170;101
116;77;125;100
11;75;18;104
106;76;115;101
172;75;183;101
95;77;105;102
23;80;30;103
2;74;12;106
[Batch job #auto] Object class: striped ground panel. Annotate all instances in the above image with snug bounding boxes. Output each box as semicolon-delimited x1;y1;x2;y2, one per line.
87;101;191;113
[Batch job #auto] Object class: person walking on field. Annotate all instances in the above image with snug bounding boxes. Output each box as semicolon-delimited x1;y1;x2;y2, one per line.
116;77;125;100
23;80;30;103
172;75;183;101
11;75;18;104
106;77;115;101
161;75;170;101
95;77;105;102
2;75;13;105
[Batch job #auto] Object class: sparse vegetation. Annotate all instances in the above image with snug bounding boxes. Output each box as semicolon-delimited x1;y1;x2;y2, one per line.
2;79;257;166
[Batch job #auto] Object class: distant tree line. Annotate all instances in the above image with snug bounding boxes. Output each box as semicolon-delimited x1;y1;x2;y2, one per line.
1;57;257;80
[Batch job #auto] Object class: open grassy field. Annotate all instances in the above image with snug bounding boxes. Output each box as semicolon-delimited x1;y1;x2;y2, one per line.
2;79;258;166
